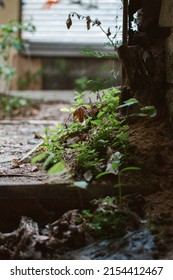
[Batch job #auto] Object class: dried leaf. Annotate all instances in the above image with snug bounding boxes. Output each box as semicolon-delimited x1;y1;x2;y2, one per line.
95;19;101;26
86;16;91;30
107;27;111;37
31;166;39;172
50;210;86;248
73;106;88;123
11;159;20;168
76;13;81;20
66;16;72;29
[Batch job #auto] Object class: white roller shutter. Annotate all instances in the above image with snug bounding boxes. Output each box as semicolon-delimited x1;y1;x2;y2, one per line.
21;0;123;56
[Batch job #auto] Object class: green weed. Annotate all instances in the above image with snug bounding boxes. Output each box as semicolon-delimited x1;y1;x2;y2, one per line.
77;197;132;239
0;20;35;92
0;95;30;113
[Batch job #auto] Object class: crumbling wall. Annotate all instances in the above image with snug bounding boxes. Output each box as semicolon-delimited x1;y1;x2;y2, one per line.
159;0;173;123
119;0;170;115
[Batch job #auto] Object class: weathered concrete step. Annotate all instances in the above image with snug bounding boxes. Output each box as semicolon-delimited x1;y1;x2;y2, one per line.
0;181;158;232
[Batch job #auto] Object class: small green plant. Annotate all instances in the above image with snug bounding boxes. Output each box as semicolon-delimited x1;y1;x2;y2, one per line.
0;95;30;113
32;90;156;210
77;197;134;239
74;76;89;92
96;159;140;206
0;19;35;92
118;98;157;118
81;48;118;59
32;87;129;178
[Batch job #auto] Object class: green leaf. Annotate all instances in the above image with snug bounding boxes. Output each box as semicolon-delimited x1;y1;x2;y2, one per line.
48;161;65;175
31;152;48;165
97;111;105;119
96;171;117;179
120;166;141;173
118;98;138;108
18;98;28;106
140;106;157;117
41;153;55;170
112;160;121;169
60;108;71;112
129;113;148;117
141;106;155;111
73;181;88;189
114;183;121;189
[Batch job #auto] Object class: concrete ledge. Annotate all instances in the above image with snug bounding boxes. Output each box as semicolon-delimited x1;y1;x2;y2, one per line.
8;90;76;103
0;182;158;231
7;89;120;103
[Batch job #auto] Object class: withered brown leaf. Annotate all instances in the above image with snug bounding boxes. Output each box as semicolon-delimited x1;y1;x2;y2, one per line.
66;15;72;29
73;106;88;123
86;16;91;30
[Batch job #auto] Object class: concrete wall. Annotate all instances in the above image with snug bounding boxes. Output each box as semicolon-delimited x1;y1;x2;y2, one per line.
42;56;120;90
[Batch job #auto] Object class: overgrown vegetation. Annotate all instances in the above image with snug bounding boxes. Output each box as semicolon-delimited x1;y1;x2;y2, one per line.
0;19;35;93
31;8;157;239
0;1;171;258
32;87;155;180
32;87;128;178
78;196;137;239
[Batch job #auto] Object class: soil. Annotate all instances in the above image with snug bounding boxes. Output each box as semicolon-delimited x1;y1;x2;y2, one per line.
123;116;173;259
0;97;173;259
